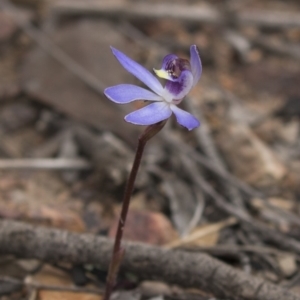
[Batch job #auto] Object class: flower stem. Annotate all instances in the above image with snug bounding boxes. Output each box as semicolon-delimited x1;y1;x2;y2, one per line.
103;121;167;300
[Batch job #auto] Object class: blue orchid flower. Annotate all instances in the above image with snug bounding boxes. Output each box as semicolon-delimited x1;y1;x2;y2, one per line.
104;45;202;131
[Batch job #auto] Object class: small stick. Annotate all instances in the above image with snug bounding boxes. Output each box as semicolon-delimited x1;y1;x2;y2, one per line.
181;244;298;259
0;158;91;170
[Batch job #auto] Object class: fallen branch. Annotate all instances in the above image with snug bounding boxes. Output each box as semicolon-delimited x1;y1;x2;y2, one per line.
0;220;299;300
52;1;300;29
52;1;221;24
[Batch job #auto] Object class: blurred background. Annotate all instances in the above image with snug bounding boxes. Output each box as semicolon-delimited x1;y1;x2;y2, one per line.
0;0;300;299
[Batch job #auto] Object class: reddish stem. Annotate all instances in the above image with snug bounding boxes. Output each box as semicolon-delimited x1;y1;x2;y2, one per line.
103;121;166;300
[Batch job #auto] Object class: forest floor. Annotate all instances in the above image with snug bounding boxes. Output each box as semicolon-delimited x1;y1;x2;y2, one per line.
0;0;300;299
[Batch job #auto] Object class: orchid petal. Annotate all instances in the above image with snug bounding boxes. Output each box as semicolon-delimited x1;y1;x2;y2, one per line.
104;84;163;104
161;54;178;69
170;104;200;130
190;45;202;87
111;47;164;96
125;102;172;125
153;68;173;81
154;54;178;80
165;70;193;100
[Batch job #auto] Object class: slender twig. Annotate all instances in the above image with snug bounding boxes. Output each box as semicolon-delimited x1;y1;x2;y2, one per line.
182;187;205;236
0;158;91;170
181;244;298;259
223;29;251;62
103;121;166;300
